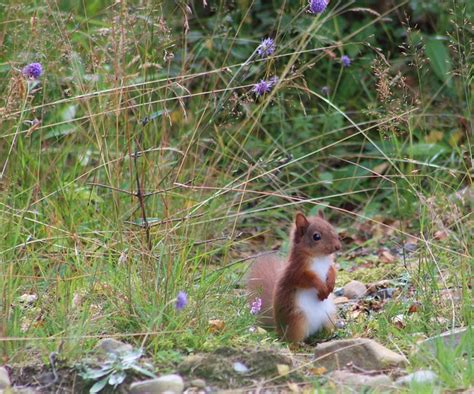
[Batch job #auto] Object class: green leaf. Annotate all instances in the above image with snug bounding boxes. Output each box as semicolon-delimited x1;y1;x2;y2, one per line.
425;38;452;86
90;377;109;393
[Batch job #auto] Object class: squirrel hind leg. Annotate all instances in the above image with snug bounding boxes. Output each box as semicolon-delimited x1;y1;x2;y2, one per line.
280;312;308;343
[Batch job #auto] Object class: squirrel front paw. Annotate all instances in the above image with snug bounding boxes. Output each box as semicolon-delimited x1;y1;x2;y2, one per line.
318;286;330;300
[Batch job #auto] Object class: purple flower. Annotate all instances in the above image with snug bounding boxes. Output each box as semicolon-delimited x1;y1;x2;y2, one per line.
175;291;188;310
309;0;328;14
22;63;43;79
252;76;278;97
250;298;262;315
321;86;330;95
257;38;276;58
341;55;351;67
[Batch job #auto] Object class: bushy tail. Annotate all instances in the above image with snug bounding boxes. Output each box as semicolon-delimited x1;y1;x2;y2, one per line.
246;253;285;327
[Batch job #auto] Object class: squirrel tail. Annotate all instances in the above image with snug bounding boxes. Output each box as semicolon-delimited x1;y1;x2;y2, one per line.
246;253;285;327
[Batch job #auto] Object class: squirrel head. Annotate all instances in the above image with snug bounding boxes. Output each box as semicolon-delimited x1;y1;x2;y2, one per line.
291;211;341;257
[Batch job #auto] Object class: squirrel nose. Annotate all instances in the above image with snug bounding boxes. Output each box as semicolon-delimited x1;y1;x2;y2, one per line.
334;241;342;252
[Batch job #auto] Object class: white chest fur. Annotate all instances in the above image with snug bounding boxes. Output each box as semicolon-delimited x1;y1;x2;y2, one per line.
295;256;336;337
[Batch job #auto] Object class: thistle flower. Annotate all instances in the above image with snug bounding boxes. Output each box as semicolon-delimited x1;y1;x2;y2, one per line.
175;291;188;310
252;76;278;97
250;298;262;315
257;38;276;58
309;0;328;14
22;63;43;79
341;55;351;67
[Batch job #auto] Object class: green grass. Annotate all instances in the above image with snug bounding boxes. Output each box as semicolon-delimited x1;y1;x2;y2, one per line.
1;0;472;391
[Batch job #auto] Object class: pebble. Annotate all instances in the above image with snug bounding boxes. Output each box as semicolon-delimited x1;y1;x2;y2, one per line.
343;281;367;299
95;338;133;355
129;374;184;394
328;370;392;388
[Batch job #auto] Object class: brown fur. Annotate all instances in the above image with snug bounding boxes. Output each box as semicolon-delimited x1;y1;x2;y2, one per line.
246;212;341;342
246;253;285;327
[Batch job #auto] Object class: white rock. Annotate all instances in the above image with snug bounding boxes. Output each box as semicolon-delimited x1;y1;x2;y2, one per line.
396;370;438;385
0;366;11;390
232;362;249;374
129;374;184;394
417;327;470;355
343;281;367;299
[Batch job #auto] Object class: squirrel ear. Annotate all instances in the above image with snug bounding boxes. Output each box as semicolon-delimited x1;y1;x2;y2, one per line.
318;210;325;219
294;213;309;243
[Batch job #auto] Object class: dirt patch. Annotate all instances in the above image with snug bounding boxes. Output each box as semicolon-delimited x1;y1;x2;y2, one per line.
178;347;299;389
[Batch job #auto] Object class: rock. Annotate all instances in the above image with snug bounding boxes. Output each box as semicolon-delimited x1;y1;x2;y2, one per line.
343;281;367;299
417;327;470;355
190;379;206;389
333;296;349;305
129;374;184;394
314;338;407;371
376;288;396;299
396;370;438;386
95;338;133;355
334;287;344;297
232;362;249;374
0;366;11;390
328;370;392;388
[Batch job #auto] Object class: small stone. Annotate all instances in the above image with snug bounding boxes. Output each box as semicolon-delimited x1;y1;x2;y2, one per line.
0;366;11;390
129;374;184;394
396;370;438;386
233;361;249;374
328;370;392;388
18;294;37;304
95;338;133;355
376;288;396;299
190;379;206;389
333;287;344;297
314;338;407;371
343;281;367;299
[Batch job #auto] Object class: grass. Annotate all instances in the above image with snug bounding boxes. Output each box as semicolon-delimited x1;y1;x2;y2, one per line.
1;0;472;391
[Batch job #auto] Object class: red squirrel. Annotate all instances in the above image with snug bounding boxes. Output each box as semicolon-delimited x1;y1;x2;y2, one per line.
247;212;341;342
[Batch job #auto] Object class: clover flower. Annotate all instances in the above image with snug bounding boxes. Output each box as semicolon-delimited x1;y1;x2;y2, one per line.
309;0;328;14
22;63;43;79
252;76;278;97
341;55;351;67
250;298;262;315
175;291;188;310
257;38;276;58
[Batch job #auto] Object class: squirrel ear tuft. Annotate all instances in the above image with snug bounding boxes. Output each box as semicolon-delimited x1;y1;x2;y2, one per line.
294;212;309;243
318;210;325;219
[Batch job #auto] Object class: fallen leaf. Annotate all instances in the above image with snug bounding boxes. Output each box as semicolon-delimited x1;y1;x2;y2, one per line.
208;319;225;333
310;367;327;376
277;364;290;376
287;382;300;392
434;230;448;240
393;314;406;329
378;249;396;263
408;302;421;314
334;296;349;305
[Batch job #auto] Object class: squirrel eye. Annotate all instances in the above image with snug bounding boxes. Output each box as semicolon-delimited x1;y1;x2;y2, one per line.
313;233;321;241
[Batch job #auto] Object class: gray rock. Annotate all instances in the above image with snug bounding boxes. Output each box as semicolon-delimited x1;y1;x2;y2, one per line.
314;338;407;371
95;338;133;355
0;366;11;390
190;379;206;389
417;327;470;355
396;370;438;386
343;281;367;299
328;370;392;388
129;374;184;394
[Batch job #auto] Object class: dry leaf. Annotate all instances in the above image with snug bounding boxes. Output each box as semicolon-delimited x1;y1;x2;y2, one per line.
408;302;421;314
208;319;225;333
424;130;444;143
392;314;405;329
378;249;396;263
310;367;327;376
434;230;448;240
287;382;300;392
277;364;290;376
334;296;349;305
